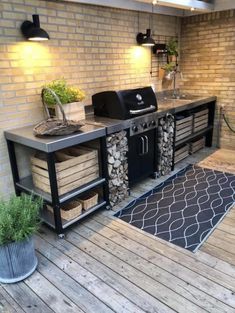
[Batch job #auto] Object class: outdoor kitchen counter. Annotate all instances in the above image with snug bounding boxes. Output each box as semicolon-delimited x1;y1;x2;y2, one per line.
85;95;217;134
4;94;217;148
157;95;216;115
4;123;106;153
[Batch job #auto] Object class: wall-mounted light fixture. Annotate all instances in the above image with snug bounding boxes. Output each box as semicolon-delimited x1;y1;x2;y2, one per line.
21;14;50;41
136;28;155;47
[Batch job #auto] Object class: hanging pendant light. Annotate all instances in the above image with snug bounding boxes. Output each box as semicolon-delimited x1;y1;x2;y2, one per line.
136;3;155;47
136;29;155;47
21;14;50;41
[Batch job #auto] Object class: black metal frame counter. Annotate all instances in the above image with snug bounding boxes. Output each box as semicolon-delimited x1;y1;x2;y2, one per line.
4;124;109;235
86;94;216;187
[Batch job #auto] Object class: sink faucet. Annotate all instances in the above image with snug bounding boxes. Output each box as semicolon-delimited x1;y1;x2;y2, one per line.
172;66;181;99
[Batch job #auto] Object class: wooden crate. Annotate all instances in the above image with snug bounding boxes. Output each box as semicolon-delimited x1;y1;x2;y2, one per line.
175;116;193;142
55;102;85;121
79;191;98;211
47;200;82;221
190;137;205;154
193;109;209;133
174;144;189;164
31;146;99;196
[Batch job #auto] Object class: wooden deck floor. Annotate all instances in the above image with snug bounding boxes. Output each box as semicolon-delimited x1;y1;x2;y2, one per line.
1;148;235;313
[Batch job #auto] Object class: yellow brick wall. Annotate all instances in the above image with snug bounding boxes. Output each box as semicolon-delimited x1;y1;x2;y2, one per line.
0;0;179;196
180;10;235;150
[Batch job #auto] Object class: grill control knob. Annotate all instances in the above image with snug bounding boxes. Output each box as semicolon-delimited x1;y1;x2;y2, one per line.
142;122;147;129
132;126;138;132
151;120;156;126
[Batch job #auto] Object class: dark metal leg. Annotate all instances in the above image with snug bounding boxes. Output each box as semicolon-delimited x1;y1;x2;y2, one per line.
206;101;215;147
46;152;63;234
171;116;176;171
100;136;110;207
205;130;213;147
6;140;20;196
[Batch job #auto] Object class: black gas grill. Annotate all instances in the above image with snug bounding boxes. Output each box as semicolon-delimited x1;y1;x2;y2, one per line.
92;86;158;186
92;86;158;120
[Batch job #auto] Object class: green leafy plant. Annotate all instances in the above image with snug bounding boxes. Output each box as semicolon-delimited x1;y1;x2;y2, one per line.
161;62;176;73
0;194;42;245
166;38;178;56
43;79;86;107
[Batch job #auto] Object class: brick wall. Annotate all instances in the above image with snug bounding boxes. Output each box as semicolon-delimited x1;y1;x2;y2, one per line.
180;10;235;150
0;0;179;196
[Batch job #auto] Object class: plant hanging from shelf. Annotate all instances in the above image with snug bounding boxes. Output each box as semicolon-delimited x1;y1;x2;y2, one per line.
166;38;178;57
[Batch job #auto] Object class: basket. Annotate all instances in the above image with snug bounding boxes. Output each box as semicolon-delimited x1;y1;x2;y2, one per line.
174;144;189;164
79;191;98;211
190;137;205;154
33;88;84;137
47;200;82;220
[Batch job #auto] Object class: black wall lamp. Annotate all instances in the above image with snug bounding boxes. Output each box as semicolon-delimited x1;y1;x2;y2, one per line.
136;29;155;47
21;14;50;41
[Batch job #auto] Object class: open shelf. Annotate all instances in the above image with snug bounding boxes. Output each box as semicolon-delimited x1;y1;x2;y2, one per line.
16;176;106;204
41;200;106;230
175;125;213;148
16;176;52;202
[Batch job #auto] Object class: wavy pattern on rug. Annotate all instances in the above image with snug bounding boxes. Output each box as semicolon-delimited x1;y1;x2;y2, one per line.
115;165;235;252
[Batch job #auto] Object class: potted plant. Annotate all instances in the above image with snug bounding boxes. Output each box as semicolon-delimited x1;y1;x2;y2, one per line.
42;79;86;121
166;38;178;62
160;62;176;80
0;194;42;283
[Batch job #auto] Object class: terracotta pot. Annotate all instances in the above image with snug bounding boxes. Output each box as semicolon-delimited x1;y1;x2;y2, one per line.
0;237;37;283
168;55;177;63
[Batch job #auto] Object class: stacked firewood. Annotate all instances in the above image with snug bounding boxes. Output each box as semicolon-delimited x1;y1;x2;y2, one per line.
106;131;129;206
157;114;175;176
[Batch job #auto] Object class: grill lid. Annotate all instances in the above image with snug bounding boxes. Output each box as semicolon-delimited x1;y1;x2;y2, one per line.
92;86;157;120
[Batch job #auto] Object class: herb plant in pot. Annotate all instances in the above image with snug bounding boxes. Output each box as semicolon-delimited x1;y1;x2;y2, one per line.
166;38;178;63
161;62;176;80
42;79;86;121
0;194;42;284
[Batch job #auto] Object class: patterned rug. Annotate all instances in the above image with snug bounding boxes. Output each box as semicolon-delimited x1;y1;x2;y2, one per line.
115;165;235;252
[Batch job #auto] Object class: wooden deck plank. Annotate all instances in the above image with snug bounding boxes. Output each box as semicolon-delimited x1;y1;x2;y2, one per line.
206;235;235;255
217;222;235;236
2;281;54;313
98;211;235;288
201;243;235;266
34;233;146;313
36;228;172;313
211;229;235;245
82;217;234;311
0;286;25;313
224;214;235;227
34;244;114;313
66;228;199;313
25;271;84;313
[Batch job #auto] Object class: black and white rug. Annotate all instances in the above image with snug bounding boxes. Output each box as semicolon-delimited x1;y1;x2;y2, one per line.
115;165;235;252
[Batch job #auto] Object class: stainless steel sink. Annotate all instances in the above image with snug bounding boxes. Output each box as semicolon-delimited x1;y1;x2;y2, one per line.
163;95;198;101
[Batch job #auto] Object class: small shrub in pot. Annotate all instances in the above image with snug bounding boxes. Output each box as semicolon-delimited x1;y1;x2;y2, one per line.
42;79;85;107
42;79;86;121
0;194;42;283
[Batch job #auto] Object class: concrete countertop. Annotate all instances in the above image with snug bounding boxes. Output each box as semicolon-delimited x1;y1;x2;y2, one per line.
86;94;217;134
4;123;106;153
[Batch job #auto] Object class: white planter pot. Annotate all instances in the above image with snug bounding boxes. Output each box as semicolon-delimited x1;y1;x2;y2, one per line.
0;237;38;284
55;102;85;121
